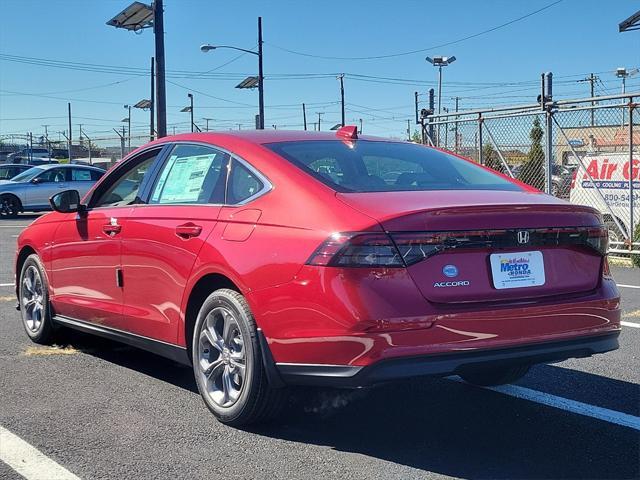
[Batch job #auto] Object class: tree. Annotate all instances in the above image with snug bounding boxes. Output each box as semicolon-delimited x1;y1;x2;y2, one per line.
411;129;422;143
518;117;545;190
483;143;504;173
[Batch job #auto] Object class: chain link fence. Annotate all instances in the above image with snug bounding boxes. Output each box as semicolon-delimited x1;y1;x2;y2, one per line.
424;92;639;258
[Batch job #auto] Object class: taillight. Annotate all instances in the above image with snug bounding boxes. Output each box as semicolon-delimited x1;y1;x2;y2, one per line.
306;232;403;267
585;226;609;256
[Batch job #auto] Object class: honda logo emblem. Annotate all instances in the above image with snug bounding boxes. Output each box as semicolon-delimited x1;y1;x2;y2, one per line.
517;231;530;244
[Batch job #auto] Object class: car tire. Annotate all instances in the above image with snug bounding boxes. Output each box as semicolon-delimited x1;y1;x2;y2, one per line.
192;288;287;426
0;194;20;218
459;364;530;387
605;219;625;246
19;254;56;344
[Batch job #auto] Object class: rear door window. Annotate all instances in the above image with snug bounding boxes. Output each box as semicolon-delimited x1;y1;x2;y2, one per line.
226;159;265;204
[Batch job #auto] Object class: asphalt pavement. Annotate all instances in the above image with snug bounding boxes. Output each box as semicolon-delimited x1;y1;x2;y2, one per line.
0;215;638;480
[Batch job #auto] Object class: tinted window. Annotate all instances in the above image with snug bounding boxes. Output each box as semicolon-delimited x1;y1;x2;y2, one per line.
37;168;67;183
90;170;104;181
150;144;228;205
266;141;521;193
71;168;92;181
227;159;264;204
93;155;157;208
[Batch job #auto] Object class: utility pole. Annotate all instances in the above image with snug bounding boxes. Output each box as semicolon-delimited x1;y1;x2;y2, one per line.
150;57;155;141
29;132;33;163
42;125;50;154
407;119;411;141
154;0;167;138
316;112;323;131
302;103;307;131
257;16;265;129
414;91;419;125
338;74;345;127
113;127;125;160
67;102;72;161
203;117;212;131
80;125;92;164
124;104;132;152
359;118;363;134
454;96;459;153
578;73;598;126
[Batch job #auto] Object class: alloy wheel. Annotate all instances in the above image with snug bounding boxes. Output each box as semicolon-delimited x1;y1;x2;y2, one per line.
197;306;247;408
21;265;44;332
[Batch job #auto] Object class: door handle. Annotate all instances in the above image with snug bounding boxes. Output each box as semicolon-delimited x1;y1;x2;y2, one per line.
175;223;202;239
102;224;122;235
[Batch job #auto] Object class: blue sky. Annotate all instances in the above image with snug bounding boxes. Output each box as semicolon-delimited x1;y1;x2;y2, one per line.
0;0;639;145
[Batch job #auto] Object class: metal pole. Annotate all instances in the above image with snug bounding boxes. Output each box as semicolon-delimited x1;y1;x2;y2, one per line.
590;73;595;126
188;94;194;132
359;118;363;134
545;72;553;194
257;16;265;129
414;91;419;125
339;74;345;127
454;96;459;153
629;101;635;249
428;88;435;145
154;0;167;138
150;57;155;141
478;114;484;165
437;65;442;114
127;105;131;152
622;76;627;126
302;103;307;131
407;119;411;141
122;126;126;159
29;132;33;163
317;112;322;131
67;102;72;161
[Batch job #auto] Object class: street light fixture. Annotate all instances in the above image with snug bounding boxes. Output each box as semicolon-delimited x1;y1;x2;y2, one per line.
426;55;457;115
200;16;264;129
107;1;167;138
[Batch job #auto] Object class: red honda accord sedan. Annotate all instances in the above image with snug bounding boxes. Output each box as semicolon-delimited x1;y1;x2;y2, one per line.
15;127;620;425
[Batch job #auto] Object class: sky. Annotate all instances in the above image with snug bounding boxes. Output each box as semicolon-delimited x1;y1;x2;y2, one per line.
0;0;639;147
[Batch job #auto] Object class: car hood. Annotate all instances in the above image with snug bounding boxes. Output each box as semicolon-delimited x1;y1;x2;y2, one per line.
0;180;17;186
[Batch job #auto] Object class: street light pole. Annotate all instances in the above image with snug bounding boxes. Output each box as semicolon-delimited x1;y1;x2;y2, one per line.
302;103;307;131
124;104;131;151
150;56;155;141
188;93;194;132
338;74;345;126
257;16;264;130
426;55;456;115
437;65;443;114
154;0;167;137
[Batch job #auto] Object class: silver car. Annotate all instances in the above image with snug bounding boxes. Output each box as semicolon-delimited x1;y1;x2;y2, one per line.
0;164;104;218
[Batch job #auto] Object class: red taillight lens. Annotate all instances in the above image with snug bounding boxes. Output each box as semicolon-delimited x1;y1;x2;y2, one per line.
306;233;404;267
585;226;609;256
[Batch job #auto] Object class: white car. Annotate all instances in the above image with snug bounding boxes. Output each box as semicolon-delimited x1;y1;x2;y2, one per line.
569;152;639;244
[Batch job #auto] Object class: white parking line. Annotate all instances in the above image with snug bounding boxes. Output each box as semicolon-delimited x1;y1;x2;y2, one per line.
621;321;640;329
0;283;14;287
450;378;640;431
618;284;640;289
0;425;80;480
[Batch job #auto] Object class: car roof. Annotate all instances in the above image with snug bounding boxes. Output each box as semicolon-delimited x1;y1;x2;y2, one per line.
152;129;392;146
28;163;103;171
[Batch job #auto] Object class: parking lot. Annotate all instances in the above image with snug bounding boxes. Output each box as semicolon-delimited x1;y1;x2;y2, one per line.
0;215;638;480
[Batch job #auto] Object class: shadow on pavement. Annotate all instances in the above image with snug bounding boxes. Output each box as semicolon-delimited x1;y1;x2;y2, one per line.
58;329;639;480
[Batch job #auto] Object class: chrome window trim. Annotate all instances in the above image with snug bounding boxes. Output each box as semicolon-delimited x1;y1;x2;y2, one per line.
150;140;273;207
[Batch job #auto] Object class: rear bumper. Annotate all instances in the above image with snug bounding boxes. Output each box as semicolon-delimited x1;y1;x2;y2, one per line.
276;332;620;388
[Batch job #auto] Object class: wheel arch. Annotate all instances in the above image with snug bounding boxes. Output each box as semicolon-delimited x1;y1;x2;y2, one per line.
182;272;241;357
15;245;37;293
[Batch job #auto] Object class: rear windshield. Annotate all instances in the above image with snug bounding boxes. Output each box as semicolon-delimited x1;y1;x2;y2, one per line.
265;140;521;193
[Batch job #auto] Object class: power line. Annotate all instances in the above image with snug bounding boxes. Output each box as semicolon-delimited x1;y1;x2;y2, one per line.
266;1;563;60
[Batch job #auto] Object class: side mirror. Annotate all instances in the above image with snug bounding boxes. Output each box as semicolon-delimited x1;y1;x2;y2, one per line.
30;177;41;184
50;190;85;214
